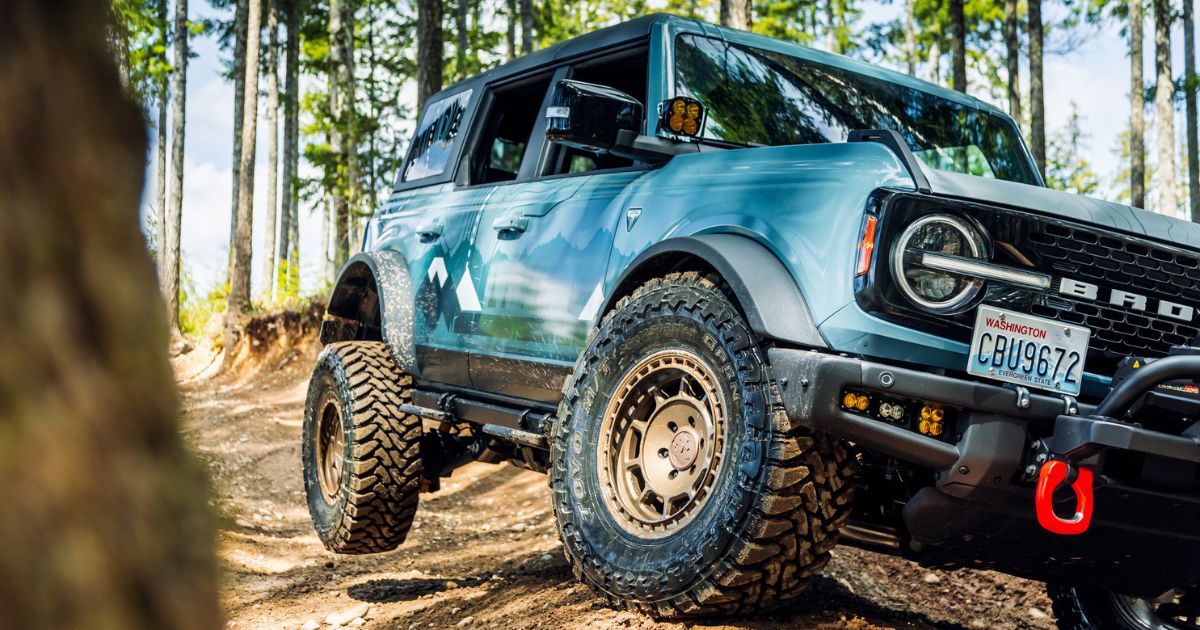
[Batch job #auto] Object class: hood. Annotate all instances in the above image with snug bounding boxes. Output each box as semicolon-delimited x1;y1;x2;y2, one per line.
923;168;1200;251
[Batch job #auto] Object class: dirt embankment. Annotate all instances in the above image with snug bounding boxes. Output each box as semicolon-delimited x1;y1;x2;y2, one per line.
177;308;1056;630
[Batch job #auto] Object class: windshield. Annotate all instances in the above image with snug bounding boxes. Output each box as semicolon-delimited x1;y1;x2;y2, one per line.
673;34;1039;185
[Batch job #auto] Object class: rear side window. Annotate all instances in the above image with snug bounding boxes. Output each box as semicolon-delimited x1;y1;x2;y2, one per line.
402;89;473;182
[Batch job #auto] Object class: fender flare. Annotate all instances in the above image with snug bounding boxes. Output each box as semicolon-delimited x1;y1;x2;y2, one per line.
603;234;828;349
322;251;417;374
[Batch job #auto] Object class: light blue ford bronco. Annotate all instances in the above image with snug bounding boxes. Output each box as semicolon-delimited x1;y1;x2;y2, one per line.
301;14;1200;628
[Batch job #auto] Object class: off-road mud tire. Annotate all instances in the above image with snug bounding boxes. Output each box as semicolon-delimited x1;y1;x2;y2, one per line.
550;272;858;618
1049;584;1200;630
302;341;422;554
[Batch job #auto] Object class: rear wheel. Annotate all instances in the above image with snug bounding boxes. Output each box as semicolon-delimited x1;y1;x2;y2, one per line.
302;341;422;554
1049;585;1200;630
550;272;858;617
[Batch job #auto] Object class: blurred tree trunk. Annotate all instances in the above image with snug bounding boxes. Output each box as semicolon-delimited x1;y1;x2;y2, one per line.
417;0;444;111
163;0;188;335
506;0;517;60
263;0;280;299
228;0;248;285
329;0;356;269
455;0;469;77
950;0;966;92
1155;0;1178;215
1132;0;1147;208
520;0;534;53
929;38;941;83
1029;0;1046;178
226;0;262;355
721;0;752;30
1004;0;1023;127
154;0;168;271
0;1;219;627
281;0;301;295
905;0;917;75
825;0;836;50
1185;0;1199;220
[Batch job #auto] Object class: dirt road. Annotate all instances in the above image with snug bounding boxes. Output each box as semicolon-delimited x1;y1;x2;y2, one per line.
177;339;1058;630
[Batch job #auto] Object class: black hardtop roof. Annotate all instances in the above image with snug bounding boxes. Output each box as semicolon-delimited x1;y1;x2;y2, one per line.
425;13;693;102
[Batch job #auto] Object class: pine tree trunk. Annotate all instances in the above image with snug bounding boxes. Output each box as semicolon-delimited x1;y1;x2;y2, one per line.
456;0;468;77
281;0;300;295
950;0;966;92
417;0;444;111
1029;0;1046;178
506;0;517;60
163;0;189;335
929;38;941;83
329;0;356;270
226;0;262;350
228;0;249;284
154;0;168;271
1155;0;1178;216
1185;0;1199;220
721;0;752;30
825;0;836;50
0;2;218;626
1004;0;1023;127
1132;0;1147;208
520;0;534;53
263;0;280;299
905;0;917;75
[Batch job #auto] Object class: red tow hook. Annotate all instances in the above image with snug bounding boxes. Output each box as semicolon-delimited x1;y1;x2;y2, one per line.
1035;459;1095;536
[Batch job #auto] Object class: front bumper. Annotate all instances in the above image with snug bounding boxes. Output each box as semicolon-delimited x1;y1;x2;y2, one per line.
768;348;1200;592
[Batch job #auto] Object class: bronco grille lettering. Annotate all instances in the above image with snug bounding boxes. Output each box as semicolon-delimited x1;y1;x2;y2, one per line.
1056;278;1196;322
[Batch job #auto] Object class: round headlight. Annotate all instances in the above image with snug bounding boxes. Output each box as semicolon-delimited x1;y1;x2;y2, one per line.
891;214;986;313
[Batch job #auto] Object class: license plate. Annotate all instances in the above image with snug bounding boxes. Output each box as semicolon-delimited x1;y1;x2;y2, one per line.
967;306;1090;396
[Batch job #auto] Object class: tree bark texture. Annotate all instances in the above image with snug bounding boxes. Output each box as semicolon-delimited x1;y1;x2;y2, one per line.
281;0;300;295
329;0;356;269
1004;0;1023;127
1029;0;1046;178
264;0;280;298
227;0;262;335
1155;0;1178;216
1186;0;1199;220
520;0;534;53
1132;0;1147;208
0;2;219;627
950;0;966;92
228;0;249;284
506;0;517;60
417;0;444;112
905;0;917;75
721;0;753;30
163;0;188;334
154;0;168;271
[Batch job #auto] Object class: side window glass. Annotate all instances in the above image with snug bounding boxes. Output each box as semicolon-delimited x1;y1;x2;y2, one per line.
468;76;552;185
402;89;472;182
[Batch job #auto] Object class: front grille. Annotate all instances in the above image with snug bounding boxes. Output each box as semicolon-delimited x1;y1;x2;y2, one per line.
1021;221;1200;364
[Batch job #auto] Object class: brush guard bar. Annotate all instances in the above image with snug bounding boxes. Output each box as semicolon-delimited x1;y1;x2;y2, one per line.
1036;356;1200;535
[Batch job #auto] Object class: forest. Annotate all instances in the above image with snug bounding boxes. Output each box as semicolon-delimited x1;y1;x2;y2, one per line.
109;0;1198;340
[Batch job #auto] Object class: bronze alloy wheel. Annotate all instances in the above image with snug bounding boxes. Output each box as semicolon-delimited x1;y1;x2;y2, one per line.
315;392;345;504
597;349;727;538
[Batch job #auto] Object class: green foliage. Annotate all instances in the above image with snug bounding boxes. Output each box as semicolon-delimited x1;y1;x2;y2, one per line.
179;268;229;339
1046;102;1102;195
109;0;172;115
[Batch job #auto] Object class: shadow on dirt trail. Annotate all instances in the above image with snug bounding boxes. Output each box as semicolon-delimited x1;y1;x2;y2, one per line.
177;337;1054;630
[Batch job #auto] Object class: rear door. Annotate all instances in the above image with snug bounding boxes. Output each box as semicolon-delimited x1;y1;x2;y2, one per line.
381;88;483;388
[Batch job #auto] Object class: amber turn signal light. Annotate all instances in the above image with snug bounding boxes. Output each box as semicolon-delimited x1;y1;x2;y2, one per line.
856;215;878;277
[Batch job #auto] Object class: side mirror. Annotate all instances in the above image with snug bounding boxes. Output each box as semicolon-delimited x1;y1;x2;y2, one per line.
545;79;643;153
